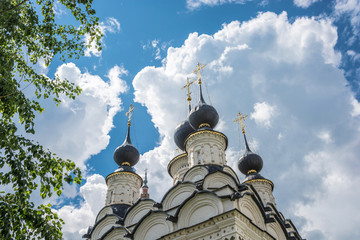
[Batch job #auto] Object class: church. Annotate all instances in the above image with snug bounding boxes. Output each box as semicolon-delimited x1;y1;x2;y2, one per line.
83;64;304;240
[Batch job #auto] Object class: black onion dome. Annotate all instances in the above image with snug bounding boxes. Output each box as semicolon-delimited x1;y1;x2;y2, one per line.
238;135;263;175
113;125;139;167
174;119;195;151
188;85;219;130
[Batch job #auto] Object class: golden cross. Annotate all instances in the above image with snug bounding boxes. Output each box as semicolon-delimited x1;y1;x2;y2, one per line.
126;104;135;126
234;112;247;134
192;62;206;85
181;77;195;105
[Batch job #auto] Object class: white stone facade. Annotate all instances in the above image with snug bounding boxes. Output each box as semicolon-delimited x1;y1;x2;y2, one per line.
105;172;142;206
185;130;227;167
168;153;189;185
248;179;277;207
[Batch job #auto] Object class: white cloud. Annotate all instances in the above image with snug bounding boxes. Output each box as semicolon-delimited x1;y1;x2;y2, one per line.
56;174;107;239
34;63;128;169
53;0;66;16
351;95;360;116
295;146;360;239
152;40;161;60
186;0;259;10
347;49;360;62
142;39;171;61
31;63;128;239
294;0;321;8
132;11;360;240
85;17;121;57
316;130;333;143
250;102;277;127
334;0;360;37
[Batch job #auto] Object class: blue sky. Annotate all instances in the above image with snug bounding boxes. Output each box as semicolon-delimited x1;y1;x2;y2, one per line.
28;0;360;239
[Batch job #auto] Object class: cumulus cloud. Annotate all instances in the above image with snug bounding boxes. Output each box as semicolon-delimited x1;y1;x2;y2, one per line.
85;17;121;57
250;102;277;127
295;144;360;239
294;0;321;8
131;11;360;240
34;63;128;169
56;174;107;239
29;63;128;238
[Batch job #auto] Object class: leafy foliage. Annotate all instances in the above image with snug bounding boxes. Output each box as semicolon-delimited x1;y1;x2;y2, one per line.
0;0;102;238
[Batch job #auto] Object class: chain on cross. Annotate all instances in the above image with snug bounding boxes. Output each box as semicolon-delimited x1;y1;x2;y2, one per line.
234;112;248;134
192;62;206;85
126;104;135;126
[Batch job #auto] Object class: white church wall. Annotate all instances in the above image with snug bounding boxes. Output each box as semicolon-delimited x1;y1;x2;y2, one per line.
266;221;287;240
95;206;113;223
106;172;142;205
133;212;174;240
185;131;227;167
124;200;155;227
177;192;223;230
203;171;238;190
250;180;276;207
182;165;208;182
222;166;240;184
161;182;197;210
102;227;127;240
168;153;189;185
90;215;119;240
237;194;266;230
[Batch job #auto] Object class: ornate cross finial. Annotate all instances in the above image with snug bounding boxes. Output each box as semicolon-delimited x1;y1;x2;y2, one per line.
234;112;248;134
192;62;206;85
182;77;195;107
126;104;135;126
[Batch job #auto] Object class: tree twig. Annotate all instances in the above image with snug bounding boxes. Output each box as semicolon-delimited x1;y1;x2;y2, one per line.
0;0;28;15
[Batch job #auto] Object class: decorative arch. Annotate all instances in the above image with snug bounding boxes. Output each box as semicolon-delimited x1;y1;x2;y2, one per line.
237;195;265;230
203;171;237;190
222;166;240;184
101;226;128;240
161;182;197;210
95;206;113;223
183;165;208;182
124;199;155;227
266;221;287;240
177;192;223;229
133;211;173;240
91;215;119;240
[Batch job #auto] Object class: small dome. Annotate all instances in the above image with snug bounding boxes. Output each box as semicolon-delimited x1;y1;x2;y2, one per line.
113;125;139;167
238;150;263;175
238;136;263;175
188;86;219;130
174;120;195;151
